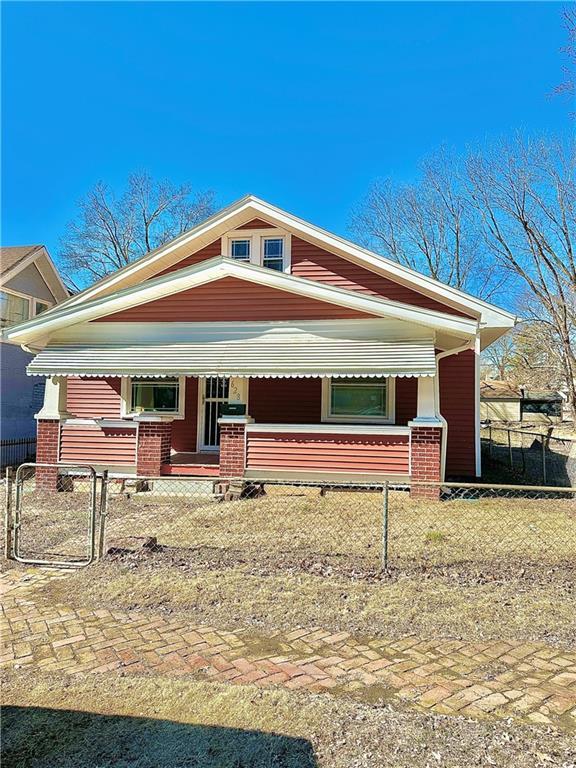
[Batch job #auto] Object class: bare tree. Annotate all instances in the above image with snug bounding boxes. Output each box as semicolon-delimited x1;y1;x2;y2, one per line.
350;149;503;299
60;172;215;289
553;7;576;104
481;335;517;380
466;136;576;421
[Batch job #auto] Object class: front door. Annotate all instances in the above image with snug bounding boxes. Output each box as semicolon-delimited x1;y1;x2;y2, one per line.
198;377;230;451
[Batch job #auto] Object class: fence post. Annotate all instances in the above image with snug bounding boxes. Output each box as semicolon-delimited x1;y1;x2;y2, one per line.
488;426;493;458
508;429;513;469
541;440;547;485
97;470;109;560
4;467;13;560
382;481;389;569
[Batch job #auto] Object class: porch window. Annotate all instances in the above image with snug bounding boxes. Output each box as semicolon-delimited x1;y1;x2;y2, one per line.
131;378;180;413
324;377;393;422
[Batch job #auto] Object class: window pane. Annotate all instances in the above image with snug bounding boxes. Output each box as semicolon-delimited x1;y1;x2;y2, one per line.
0;291;30;328
330;380;387;417
35;302;50;315
132;378;179;412
263;238;284;271
231;239;251;260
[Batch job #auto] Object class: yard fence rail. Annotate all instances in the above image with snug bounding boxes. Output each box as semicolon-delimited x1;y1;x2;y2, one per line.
480;425;575;487
0;438;36;471
4;464;575;577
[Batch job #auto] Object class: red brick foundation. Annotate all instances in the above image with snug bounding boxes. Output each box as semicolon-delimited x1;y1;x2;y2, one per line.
410;426;442;499
136;421;172;476
219;420;248;477
36;419;60;491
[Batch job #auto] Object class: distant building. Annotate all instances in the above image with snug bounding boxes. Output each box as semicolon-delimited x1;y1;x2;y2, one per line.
480;380;564;424
1;246;68;441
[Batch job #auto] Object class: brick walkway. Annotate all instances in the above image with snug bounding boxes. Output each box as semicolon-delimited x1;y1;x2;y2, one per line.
2;568;575;730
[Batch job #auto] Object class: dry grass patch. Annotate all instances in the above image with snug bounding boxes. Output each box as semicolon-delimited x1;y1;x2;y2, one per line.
38;561;576;646
3;669;575;768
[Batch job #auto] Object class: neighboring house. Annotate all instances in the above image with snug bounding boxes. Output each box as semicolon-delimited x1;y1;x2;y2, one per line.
480;380;522;422
0;246;68;441
3;197;516;497
480;380;564;424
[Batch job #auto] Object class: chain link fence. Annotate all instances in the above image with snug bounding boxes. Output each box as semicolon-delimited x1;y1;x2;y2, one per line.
4;465;575;576
481;425;575;487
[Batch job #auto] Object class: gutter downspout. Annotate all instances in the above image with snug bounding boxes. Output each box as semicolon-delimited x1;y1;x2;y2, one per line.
435;339;475;481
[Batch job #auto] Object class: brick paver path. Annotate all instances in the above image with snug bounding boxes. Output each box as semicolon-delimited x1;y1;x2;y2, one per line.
2;568;575;731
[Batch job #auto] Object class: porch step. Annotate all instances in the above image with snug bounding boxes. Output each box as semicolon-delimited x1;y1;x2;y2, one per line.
160;463;220;477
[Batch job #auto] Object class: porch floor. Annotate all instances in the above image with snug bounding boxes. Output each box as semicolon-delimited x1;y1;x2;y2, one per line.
162;452;220;477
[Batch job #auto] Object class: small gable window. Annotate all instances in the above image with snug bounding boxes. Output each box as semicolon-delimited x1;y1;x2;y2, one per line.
230;239;251;262
223;229;291;272
262;238;284;271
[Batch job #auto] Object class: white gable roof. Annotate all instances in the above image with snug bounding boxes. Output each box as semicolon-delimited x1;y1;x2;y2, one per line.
37;195;516;332
3;256;479;348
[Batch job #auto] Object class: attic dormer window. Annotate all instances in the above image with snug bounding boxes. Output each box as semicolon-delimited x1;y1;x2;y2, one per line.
224;229;291;272
230;239;251;262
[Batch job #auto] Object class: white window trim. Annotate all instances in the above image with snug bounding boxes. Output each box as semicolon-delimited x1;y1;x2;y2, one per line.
222;229;291;273
0;287;54;327
321;377;396;425
121;376;186;419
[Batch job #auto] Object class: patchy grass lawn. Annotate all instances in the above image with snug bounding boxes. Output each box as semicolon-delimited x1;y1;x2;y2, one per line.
38;558;576;647
3;670;575;768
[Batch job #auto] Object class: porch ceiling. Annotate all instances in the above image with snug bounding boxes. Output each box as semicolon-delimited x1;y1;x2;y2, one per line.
26;322;437;378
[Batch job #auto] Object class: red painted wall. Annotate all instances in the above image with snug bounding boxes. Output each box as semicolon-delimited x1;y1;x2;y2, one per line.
290;237;473;318
156;240;221;277
171;377;199;453
96;277;373;323
66;377;122;418
246;431;410;475
249;378;322;423
439;350;476;477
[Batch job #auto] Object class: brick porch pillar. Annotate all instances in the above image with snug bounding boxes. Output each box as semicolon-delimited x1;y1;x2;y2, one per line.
136;420;173;476
36;419;61;491
409;426;442;499
218;416;253;478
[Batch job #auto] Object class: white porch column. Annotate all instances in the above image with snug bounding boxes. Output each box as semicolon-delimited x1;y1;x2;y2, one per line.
408;375;443;427
35;376;73;420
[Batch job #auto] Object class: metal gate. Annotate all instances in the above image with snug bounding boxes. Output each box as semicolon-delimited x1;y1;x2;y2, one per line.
5;463;104;567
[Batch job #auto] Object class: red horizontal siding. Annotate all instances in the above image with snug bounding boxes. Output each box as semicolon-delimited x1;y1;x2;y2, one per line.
66;377;122;418
395;377;418;425
237;218;275;229
171;377;199;452
290;237;473;318
60;425;136;465
249;378;322;423
439;349;476;477
156;240;221;277
96;277;373;322
246;432;409;475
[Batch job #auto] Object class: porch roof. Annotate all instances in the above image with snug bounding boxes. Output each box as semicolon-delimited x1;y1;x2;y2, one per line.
26;321;437;378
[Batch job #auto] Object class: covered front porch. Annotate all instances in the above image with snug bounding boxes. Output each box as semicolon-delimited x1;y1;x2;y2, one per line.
29;318;473;495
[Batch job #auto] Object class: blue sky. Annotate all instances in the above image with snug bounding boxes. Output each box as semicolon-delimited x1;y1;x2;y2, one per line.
1;1;571;261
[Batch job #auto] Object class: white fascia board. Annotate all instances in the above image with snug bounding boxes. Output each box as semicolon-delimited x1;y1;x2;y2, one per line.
53;196;259;312
4;257;479;345
41;194;516;330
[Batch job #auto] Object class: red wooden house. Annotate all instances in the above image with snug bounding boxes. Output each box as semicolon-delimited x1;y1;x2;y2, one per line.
4;196;516;495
